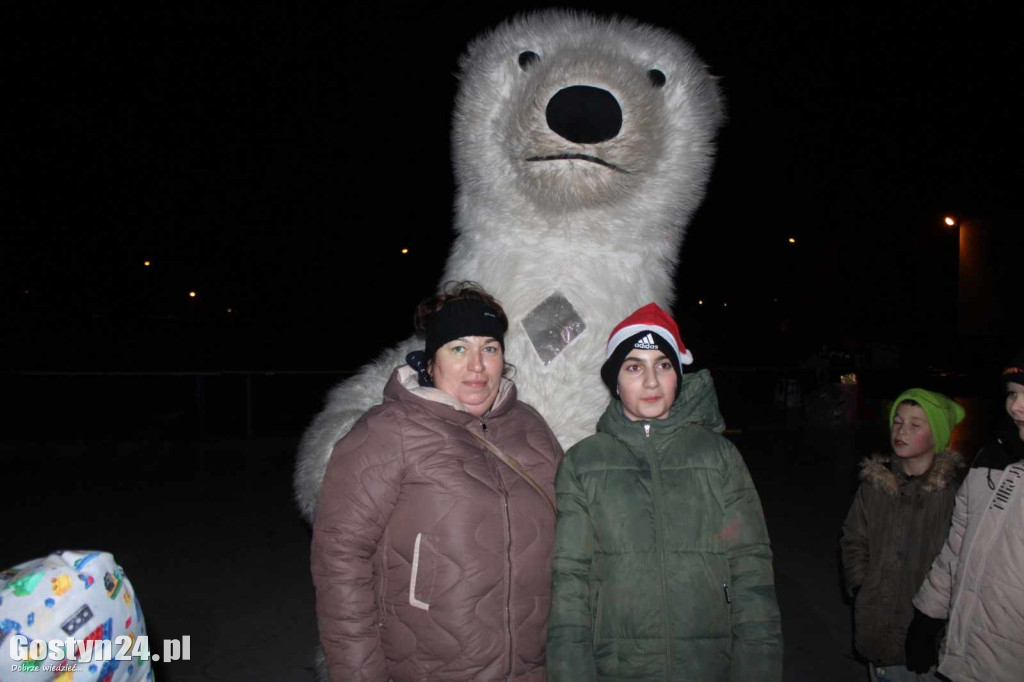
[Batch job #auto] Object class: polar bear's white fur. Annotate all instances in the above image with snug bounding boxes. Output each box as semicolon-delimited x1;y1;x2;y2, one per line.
295;10;723;521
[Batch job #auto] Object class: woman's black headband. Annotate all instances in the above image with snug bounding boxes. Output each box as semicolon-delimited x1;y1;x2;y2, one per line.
425;299;506;360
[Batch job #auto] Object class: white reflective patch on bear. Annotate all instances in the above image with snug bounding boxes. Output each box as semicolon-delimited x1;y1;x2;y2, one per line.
521;293;586;365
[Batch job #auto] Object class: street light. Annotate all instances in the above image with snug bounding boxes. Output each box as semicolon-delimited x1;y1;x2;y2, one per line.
944;216;957;227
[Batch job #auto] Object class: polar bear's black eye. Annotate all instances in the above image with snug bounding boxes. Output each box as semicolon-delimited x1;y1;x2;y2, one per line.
518;51;540;70
648;69;666;88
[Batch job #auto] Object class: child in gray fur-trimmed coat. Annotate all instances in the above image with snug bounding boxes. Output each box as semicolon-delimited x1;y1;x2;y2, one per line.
841;388;966;682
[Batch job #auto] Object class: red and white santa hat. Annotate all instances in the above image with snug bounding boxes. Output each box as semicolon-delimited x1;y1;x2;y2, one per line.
604;302;693;366
600;302;693;395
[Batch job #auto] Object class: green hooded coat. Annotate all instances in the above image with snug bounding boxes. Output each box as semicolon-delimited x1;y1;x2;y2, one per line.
547;369;782;682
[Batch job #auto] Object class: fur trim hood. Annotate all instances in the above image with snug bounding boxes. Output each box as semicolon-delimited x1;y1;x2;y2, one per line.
860;450;965;496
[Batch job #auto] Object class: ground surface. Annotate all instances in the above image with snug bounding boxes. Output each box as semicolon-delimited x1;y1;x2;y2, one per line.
5;425;883;682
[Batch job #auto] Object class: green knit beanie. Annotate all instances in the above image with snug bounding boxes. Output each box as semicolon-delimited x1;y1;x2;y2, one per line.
889;388;966;454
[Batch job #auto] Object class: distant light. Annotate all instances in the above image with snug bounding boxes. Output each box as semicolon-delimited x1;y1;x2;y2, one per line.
723;302;728;307
944;216;956;226
788;237;796;244
22;289;30;295
189;291;197;298
401;248;410;254
143;260;151;267
698;299;704;306
227;308;233;314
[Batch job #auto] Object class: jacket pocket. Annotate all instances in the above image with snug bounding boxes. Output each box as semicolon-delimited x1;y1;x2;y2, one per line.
721;572;734;623
706;559;732;635
409;532;432;611
704;556;732;624
376;527;389;626
592;586;603;648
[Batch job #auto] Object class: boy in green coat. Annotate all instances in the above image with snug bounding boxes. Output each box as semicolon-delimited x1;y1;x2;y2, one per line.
547;303;783;681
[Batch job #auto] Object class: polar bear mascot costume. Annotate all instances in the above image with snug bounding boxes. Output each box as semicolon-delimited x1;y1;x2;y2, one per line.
295;9;724;521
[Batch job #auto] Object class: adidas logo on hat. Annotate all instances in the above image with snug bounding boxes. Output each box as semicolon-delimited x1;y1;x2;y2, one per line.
604;302;693;366
633;333;659;350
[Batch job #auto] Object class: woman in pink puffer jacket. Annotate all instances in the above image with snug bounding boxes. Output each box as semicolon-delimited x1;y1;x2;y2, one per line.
311;283;562;682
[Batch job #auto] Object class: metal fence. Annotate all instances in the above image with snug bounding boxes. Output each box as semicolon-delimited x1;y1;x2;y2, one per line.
6;364;986;445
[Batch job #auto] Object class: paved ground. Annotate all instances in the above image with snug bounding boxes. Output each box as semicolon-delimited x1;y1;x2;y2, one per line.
4;421;885;682
741;425;866;682
4;439;317;682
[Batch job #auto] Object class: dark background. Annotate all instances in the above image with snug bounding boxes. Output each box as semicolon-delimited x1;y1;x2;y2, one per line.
2;7;1019;677
3;2;1021;374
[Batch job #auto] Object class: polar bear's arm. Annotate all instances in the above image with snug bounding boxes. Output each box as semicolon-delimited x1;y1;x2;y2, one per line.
294;342;414;522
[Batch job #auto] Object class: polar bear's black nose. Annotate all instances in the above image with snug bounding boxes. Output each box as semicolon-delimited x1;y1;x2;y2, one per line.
546;85;622;144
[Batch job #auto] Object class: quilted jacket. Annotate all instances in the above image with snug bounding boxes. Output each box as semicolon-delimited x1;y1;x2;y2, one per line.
311;365;563;682
913;435;1024;682
546;369;782;682
840;450;963;664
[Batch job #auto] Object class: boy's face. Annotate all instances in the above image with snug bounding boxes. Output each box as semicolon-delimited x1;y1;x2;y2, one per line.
891;403;936;463
1005;381;1024;441
616;349;677;422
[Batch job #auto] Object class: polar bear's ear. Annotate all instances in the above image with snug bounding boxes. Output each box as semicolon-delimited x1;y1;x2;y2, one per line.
518;51;541;71
647;69;666;89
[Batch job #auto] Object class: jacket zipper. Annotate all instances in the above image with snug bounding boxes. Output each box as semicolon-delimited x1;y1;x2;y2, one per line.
502;479;513;682
480;418;514;679
644;421;674;677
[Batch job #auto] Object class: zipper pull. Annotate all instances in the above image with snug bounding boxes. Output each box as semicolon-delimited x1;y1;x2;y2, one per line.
722;583;732;604
644;423;651;438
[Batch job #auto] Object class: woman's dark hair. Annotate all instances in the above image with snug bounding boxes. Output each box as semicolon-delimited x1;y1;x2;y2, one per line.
414;281;510;333
414;281;514;378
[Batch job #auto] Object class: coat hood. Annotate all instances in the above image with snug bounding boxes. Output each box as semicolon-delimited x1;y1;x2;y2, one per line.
859;449;965;496
974;420;1024;470
596;368;725;439
385;365;517;424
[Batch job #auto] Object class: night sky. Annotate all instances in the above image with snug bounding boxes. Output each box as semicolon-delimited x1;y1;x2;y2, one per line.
3;3;1020;371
